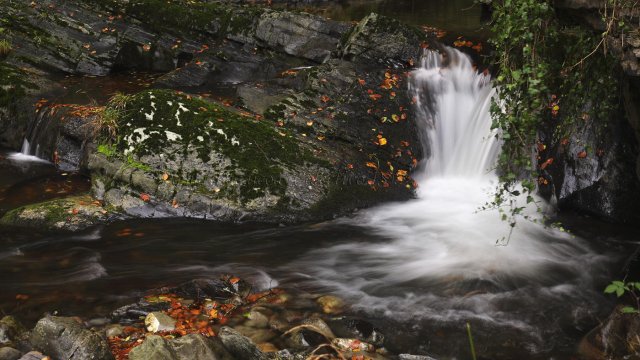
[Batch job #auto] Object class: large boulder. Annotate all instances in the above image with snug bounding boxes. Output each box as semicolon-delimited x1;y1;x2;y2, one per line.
0;195;110;232
578;306;640;359
88;89;337;223
340;13;427;65
30;316;113;360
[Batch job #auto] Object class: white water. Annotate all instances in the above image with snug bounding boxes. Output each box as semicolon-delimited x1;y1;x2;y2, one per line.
286;48;613;353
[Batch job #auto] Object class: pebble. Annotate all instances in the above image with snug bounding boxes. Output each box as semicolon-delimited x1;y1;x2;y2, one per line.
316;295;345;314
145;312;176;333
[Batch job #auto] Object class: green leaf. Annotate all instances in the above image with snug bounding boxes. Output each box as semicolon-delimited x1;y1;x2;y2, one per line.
621;306;638;314
616;287;625;297
604;284;618;294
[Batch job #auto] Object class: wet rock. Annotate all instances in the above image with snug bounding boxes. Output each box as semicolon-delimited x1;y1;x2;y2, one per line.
284;318;334;350
244;308;270;329
399;355;439;360
256;342;278;352
332;338;375;352
128;334;233;360
0;347;22;360
340;13;425;65
0;195;109;232
173;278;251;303
327;317;385;347
578;306;640;359
251;11;350;63
233;326;277;343
111;299;171;324
104;324;124;338
218;326;268;360
316;295;345;314
145;312;176;333
0;316;27;347
16;352;47;360
30;316;113;360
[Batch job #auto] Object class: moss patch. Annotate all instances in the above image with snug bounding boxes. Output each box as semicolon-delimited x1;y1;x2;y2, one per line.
107;89;321;202
0;63;37;107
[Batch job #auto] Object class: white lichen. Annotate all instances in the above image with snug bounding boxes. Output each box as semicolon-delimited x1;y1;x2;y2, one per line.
165;131;182;142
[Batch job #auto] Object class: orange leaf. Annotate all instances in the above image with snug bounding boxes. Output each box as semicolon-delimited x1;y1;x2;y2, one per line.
577;151;587;159
140;193;151;202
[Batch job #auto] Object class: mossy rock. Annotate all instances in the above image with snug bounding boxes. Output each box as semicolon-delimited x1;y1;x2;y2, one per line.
90;89;334;222
0;194;109;232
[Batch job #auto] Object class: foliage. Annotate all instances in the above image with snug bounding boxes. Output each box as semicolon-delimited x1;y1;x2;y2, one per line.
0;39;11;58
88;93;135;143
605;280;640;314
489;0;620;224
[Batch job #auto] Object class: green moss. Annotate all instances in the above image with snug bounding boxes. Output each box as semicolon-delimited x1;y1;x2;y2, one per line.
89;0;264;39
113;89;323;202
0;63;37;107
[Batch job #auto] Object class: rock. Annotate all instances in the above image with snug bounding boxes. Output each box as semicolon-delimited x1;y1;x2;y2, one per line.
0;195;110;232
111;299;172;324
340;13;426;65
316;295;345;314
332;338;375;353
89;89;334;224
16;352;47;360
244;309;270;329
256;343;278;352
128;334;233;360
145;312;176;333
0;347;22;360
30;316;113;360
232;326;277;344
578;306;640;359
104;325;124;338
399;355;439;360
327;317;385;347
0;316;26;347
251;11;350;63
172;278;250;302
283;318;334;350
218;326;268;360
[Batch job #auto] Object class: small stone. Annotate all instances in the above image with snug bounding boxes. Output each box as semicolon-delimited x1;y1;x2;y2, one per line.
105;324;124;338
332;338;375;353
256;343;279;353
245;309;269;329
145;312;176;333
399;355;439;360
17;351;47;360
0;347;22;360
316;295;345;314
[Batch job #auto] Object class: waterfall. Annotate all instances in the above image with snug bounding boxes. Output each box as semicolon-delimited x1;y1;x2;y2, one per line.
9;105;56;163
285;47;614;354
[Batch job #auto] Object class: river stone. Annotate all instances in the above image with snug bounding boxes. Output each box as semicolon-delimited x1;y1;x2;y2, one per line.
0;195;109;232
0;347;21;360
0;316;26;347
30;316;114;360
399;355;439;360
316;295;345;314
129;334;233;360
16;352;47;360
145;312;176;333
218;326;268;360
326;317;385;347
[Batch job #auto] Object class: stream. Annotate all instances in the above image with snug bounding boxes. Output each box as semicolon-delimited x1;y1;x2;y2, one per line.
1;1;640;359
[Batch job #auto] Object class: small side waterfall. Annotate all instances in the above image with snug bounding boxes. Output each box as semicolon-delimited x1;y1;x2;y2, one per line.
10;105;57;163
285;47;615;355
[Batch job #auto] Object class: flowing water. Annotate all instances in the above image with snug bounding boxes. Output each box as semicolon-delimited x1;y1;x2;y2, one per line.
1;48;638;358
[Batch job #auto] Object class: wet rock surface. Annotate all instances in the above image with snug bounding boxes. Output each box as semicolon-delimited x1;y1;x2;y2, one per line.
30;316;113;360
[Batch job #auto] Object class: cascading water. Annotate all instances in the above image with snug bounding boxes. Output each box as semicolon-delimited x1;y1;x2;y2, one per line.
9;105;56;163
285;48;616;356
